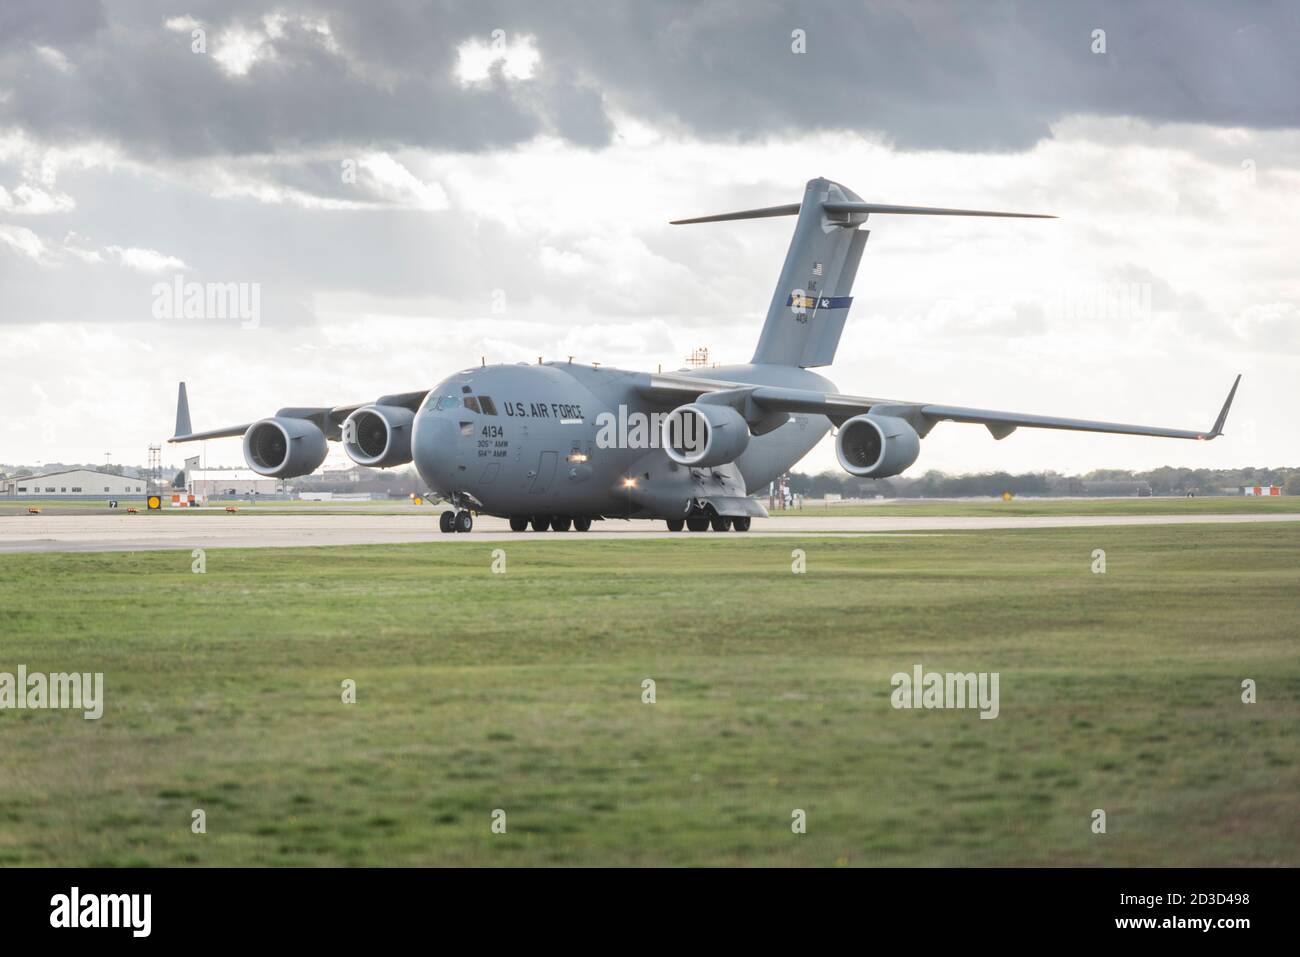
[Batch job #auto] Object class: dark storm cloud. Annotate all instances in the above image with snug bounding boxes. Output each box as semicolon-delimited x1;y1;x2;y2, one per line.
1;0;1297;160
0;0;104;53
518;0;1300;150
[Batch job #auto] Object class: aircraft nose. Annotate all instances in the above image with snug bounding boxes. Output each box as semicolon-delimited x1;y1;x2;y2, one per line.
412;413;457;491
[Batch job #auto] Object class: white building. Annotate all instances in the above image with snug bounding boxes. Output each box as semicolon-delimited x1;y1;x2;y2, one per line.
4;468;148;497
1242;485;1282;496
187;468;280;497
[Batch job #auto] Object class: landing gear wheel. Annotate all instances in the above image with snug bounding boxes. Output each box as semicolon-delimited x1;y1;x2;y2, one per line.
551;516;572;532
509;516;529;532
439;510;456;533
710;515;731;532
731;516;751;532
686;516;710;532
666;519;685;532
454;510;473;533
530;515;551;532
573;517;592;532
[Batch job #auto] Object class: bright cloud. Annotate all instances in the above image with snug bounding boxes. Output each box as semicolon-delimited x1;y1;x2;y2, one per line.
453;33;541;85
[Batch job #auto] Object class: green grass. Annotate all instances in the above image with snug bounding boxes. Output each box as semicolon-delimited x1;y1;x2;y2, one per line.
788;496;1296;517
1;498;145;512
1;524;1297;866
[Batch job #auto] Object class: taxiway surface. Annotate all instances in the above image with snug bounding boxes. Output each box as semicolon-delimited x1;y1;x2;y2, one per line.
2;511;1298;553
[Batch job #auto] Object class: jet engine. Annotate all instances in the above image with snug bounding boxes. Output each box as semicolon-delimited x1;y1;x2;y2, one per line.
342;404;415;468
242;417;329;478
836;414;920;478
661;402;751;467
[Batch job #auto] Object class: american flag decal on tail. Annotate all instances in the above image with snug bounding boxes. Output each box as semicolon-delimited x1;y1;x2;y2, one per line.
788;294;852;310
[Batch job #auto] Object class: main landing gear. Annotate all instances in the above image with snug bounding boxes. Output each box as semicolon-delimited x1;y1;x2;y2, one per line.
440;509;474;533
508;515;594;532
670;513;750;532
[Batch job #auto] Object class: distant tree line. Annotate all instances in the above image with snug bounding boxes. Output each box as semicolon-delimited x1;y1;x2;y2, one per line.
785;466;1300;499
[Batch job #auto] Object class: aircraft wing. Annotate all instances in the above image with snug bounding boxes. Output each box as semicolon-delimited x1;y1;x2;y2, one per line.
168;382;431;443
644;373;1241;442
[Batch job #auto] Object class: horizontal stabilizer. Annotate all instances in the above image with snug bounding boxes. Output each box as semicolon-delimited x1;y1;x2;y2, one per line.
670;199;1054;225
822;202;1055;219
670;178;1055;368
669;203;801;225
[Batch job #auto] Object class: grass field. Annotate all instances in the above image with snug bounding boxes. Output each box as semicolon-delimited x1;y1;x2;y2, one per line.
1;523;1297;866
787;496;1297;517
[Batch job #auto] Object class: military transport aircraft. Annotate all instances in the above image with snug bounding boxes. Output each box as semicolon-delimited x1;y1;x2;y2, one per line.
170;177;1240;533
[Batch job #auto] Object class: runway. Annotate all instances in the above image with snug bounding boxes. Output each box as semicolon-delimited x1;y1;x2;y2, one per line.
2;511;1298;553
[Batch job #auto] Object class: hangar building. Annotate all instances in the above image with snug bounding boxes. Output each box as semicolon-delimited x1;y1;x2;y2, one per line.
4;468;148;497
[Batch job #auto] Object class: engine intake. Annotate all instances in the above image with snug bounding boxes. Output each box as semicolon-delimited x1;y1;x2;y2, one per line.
661;403;751;467
836;414;920;478
342;404;414;468
242;417;328;478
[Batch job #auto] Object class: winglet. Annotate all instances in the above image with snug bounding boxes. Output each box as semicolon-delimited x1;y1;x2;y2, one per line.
1204;374;1242;440
174;381;192;439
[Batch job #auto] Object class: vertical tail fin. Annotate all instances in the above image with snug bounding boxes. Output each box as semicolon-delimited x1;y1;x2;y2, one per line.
753;178;868;367
671;178;1054;368
673;178;867;368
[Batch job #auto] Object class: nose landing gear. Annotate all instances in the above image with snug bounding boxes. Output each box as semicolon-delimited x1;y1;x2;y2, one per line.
440;509;474;533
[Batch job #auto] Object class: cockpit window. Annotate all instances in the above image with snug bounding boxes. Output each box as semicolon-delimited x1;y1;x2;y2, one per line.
464;396;481;413
435;394;461;410
478;396;498;416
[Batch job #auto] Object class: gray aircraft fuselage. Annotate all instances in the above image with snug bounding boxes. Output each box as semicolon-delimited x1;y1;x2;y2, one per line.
415;361;832;520
169;177;1237;530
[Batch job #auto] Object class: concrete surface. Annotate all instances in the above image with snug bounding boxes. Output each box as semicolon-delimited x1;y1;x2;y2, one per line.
2;511;1298;553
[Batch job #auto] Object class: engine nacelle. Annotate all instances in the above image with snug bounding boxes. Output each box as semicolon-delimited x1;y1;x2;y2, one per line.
342;404;414;468
836;414;921;478
661;402;751;467
242;417;328;478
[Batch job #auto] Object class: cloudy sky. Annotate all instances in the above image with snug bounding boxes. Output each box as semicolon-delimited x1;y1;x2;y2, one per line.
2;0;1297;475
